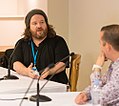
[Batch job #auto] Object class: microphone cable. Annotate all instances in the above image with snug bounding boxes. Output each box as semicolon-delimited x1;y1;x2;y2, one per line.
27;63;66;106
0;64;54;104
19;52;74;105
19;78;34;106
19;63;54;106
38;63;66;93
0;97;28;101
0;53;74;104
3;52;72;105
0;62;52;101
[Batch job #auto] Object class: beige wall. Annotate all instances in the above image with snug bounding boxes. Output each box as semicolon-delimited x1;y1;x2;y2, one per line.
48;0;119;91
48;0;69;45
1;0;119;91
0;0;48;46
69;0;119;90
18;0;48;16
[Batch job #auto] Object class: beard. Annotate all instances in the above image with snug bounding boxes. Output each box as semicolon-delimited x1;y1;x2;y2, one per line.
31;28;48;40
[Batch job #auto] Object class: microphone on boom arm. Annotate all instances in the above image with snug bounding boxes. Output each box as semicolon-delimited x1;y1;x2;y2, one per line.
19;63;55;106
19;52;74;106
29;52;75;105
1;42;20;80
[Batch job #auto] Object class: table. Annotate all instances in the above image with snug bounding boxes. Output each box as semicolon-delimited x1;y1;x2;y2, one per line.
0;67;67;94
0;67;99;106
0;92;101;106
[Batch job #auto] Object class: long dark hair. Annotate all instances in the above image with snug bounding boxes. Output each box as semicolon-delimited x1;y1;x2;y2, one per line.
22;9;56;39
22;24;56;39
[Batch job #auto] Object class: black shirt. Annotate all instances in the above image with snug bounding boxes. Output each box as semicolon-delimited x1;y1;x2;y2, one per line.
12;35;69;84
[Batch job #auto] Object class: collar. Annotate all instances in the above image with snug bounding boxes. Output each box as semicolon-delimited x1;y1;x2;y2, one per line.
111;58;119;69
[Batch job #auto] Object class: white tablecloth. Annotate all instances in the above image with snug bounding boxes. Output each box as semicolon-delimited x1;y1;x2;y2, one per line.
0;67;100;106
0;92;100;106
0;67;67;94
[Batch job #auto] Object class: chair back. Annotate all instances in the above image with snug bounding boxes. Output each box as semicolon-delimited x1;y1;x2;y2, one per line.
69;53;81;91
5;49;14;59
0;49;13;68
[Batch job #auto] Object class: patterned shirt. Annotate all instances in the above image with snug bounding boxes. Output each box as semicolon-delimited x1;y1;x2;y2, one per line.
83;58;119;106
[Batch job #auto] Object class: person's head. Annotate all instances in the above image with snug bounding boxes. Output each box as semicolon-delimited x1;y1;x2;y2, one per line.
100;24;119;61
23;9;56;39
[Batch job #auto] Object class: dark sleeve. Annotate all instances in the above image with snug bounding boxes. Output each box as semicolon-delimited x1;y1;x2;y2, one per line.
54;36;70;67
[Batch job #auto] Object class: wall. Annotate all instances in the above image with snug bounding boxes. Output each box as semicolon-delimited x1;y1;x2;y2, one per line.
0;0;23;46
18;0;48;16
1;0;119;91
0;0;48;46
0;0;68;46
48;0;69;45
69;0;119;90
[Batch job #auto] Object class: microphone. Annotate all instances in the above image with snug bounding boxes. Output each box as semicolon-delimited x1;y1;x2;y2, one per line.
59;52;74;62
2;42;20;80
29;52;74;105
19;63;55;106
30;63;66;106
19;52;74;106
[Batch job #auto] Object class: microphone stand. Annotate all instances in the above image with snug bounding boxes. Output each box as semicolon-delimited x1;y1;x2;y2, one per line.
3;56;19;79
19;52;74;106
29;79;53;103
0;41;22;80
33;77;52;106
35;63;66;106
30;52;74;106
19;64;54;106
0;44;19;80
29;64;55;103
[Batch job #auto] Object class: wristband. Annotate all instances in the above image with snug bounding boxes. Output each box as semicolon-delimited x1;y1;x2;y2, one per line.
92;64;102;71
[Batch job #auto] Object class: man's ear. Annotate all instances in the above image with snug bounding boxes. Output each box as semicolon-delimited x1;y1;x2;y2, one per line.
105;42;111;51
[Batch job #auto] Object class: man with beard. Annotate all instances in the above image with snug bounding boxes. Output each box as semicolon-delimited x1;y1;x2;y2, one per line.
11;9;69;84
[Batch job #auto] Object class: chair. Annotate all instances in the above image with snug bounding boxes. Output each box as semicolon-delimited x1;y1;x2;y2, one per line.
0;49;13;68
68;53;81;92
5;49;14;68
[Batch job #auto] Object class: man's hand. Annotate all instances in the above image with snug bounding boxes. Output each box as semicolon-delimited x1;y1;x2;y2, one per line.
27;63;39;79
40;67;50;80
75;92;88;104
96;51;107;67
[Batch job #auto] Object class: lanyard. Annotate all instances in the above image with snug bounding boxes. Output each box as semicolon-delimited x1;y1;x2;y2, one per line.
31;41;38;67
